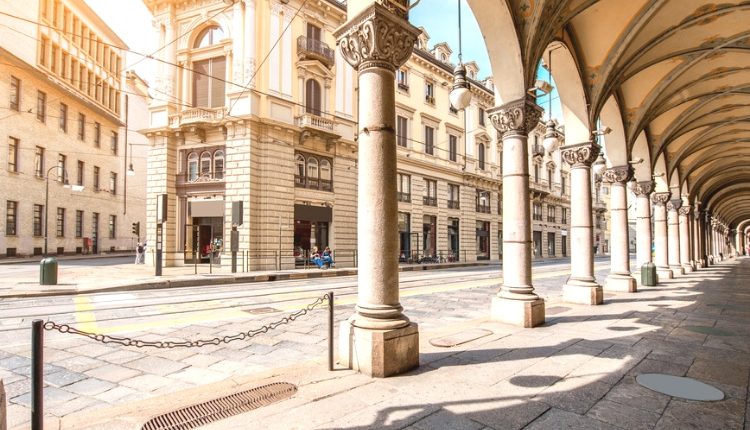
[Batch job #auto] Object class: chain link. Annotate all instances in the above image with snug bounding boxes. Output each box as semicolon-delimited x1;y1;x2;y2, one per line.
43;295;329;349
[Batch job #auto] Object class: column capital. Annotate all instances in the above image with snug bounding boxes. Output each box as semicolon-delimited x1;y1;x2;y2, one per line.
560;141;600;167
679;206;692;216
335;3;420;72
601;165;633;184
487;95;543;138
651;192;672;206
667;199;682;211
631;180;654;196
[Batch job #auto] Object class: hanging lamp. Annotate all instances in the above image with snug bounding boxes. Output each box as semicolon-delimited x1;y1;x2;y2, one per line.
449;0;472;110
541;49;560;153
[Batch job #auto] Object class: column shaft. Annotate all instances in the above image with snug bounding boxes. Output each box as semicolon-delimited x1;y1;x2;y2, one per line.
603;167;635;292
667;201;683;276
679;207;692;272
635;188;653;268
652;193;672;280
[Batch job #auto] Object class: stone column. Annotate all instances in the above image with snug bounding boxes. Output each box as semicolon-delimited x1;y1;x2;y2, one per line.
602;166;636;292
693;206;703;268
667;199;684;276
632;181;654;274
679;205;693;273
488;96;546;325
334;3;421;377
560;142;602;304
652;192;673;280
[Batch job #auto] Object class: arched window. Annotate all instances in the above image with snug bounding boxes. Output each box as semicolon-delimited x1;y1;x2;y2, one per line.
295;154;305;186
307;157;319;182
213;150;224;180
305;79;322;116
320;159;331;190
194;26;225;49
200;151;212;177
187;152;198;182
477;143;485;170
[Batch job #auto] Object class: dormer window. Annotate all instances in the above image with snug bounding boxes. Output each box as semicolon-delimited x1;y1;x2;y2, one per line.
441;53;447;61
194;26;225;48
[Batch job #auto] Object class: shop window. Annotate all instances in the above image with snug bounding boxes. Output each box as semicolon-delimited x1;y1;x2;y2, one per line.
294;151;333;191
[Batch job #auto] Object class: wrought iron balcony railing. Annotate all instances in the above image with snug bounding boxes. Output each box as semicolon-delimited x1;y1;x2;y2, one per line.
297;36;335;68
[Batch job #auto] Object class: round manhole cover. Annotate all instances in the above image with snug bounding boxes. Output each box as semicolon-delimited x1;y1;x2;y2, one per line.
636;374;724;401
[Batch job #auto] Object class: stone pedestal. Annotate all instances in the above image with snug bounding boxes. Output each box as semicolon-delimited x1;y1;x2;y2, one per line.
657;268;674;280
338;319;419;378
605;274;637;292
562;281;603;305
491;297;545;328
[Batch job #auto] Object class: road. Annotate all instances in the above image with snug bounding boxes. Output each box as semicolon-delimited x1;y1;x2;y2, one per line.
0;258;617;428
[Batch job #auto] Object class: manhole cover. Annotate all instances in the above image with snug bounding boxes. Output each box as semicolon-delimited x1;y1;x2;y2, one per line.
141;382;297;430
545;306;571;315
683;326;734;336
636;374;724;401
607;326;638;331
429;329;493;347
243;307;280;315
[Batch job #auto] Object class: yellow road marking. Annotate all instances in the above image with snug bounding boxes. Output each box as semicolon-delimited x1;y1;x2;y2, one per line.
73;296;98;332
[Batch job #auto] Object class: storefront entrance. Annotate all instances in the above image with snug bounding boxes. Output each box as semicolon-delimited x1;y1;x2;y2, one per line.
294;204;332;265
185;217;223;264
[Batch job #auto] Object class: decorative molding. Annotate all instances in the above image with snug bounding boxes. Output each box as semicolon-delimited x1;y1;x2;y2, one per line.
631;181;654;197
487;95;543;138
651;192;672;206
335;3;420;72
667;199;682;211
678;206;692;216
601;165;633;184
560;142;600;167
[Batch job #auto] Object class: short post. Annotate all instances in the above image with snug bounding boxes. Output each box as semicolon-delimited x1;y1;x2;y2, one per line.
31;320;43;430
155;224;163;277
230;226;239;274
328;291;334;371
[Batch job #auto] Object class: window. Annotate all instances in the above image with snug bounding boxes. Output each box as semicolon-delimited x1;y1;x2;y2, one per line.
187;153;199;181
448;184;460;209
93;166;100;190
424;125;434;155
547;232;556;256
10;76;20;111
307;157;319;188
319;159;332;191
478;107;485;126
476;190;490;213
109;172;117;195
293;152;333;191
449;135;457;162
33;204;43;237
547;205;556;223
57;154;66;182
423;179;437;206
477;143;486;170
77;113;85;140
193;57;226;108
50;44;57;73
213;150;224;180
596;214;603;229
562;207;568;224
194;26;225;48
110;131;118;154
200;151;211;177
58;103;67;132
37;91;46;122
294;154;305;185
56;208;65;237
548;168;554;186
533;203;542;221
76;160;84;186
534;164;540;183
8;137;18;172
94;122;101;147
61;52;68;79
306;23;321;41
396;116;408;147
561;174;567;195
35;146;45;177
425;82;434;104
397;69;408;90
108;215;116;239
476;221;490;260
305;79;322;116
5;201;17;235
75;210;83;238
397;173;411;202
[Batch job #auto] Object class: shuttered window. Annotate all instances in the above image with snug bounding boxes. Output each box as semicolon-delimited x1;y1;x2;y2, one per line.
193;57;226;108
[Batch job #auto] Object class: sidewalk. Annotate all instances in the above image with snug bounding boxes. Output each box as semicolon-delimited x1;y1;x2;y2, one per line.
49;257;750;430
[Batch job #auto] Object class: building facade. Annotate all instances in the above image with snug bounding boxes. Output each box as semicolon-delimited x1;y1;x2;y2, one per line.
143;0;607;269
0;0;146;258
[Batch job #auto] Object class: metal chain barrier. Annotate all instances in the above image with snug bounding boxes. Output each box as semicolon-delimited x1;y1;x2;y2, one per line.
41;294;329;349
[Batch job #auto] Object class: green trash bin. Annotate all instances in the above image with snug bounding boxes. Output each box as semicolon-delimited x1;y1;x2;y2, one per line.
40;257;58;285
641;262;657;286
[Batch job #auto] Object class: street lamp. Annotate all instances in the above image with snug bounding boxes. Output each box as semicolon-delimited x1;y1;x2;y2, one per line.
44;165;84;256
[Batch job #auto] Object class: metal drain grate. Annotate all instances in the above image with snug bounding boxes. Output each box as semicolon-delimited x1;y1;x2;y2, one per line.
141;382;297;430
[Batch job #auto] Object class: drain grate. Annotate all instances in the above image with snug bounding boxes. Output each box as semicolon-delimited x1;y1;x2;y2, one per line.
243;307;280;315
141;382;297;430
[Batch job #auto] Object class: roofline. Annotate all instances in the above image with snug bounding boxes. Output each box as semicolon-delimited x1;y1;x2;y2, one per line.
73;0;129;49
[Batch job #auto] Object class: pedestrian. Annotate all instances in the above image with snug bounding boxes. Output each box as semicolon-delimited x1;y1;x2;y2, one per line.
135;242;144;264
310;246;325;269
322;246;335;268
140;240;148;264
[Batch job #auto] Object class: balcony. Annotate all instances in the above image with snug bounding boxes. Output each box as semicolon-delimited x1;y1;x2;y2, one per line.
532;144;545;158
476;204;491;214
170;106;227;128
425;95;435;105
448;200;460;209
423;196;437;206
295;175;333;192
397;192;411;203
295;112;335;133
297;36;335;68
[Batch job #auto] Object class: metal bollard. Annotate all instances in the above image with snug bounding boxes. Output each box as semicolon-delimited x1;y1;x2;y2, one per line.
328;291;334;371
31;320;43;430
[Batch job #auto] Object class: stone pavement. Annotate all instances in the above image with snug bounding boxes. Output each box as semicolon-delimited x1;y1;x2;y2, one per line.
13;256;748;430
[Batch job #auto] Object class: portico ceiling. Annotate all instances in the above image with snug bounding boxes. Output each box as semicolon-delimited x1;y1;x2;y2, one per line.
471;0;750;228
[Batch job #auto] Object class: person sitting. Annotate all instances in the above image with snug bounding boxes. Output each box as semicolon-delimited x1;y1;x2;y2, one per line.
322;246;335;268
310;247;325;269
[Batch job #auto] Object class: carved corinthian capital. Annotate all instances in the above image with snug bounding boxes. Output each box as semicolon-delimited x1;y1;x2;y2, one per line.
667;199;682;211
651;192;672;206
631;181;654;197
487;95;543;138
601;165;634;184
560;142;600;167
678;206;692;216
335;3;420;72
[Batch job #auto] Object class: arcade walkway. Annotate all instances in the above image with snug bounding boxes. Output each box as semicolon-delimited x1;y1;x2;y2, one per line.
67;257;750;429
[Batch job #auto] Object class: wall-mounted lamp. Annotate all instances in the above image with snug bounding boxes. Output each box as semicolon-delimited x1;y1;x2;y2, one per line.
628;157;644;165
593;126;612;136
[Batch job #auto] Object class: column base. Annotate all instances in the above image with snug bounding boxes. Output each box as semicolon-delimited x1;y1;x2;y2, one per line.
605;274;637;292
338;318;419;378
682;263;694;273
491;296;545;328
696;261;704;269
670;265;685;276
562;282;603;305
657;268;673;280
